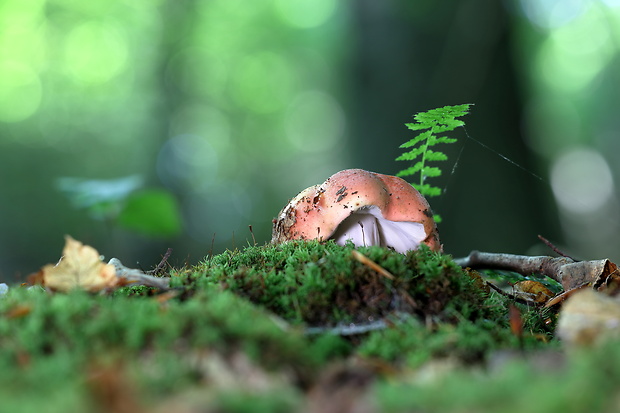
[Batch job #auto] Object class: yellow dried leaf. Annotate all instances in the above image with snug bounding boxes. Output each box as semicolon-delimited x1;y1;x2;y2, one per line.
513;280;554;304
42;236;117;292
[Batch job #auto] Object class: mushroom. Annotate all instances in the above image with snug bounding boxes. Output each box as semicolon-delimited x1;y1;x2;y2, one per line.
271;169;441;252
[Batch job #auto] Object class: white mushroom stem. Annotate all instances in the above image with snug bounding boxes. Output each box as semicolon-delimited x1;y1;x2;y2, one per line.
330;206;427;254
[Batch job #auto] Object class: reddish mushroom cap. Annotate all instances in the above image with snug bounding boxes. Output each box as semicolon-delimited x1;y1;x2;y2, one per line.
271;169;441;252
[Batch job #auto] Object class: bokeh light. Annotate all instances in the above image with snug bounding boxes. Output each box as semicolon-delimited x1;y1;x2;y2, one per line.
522;97;581;157
63;20;129;85
534;6;613;94
157;134;220;193
284;90;346;153
229;51;296;114
169;105;232;155
274;0;337;28
519;0;588;29
516;0;620;259
550;147;614;214
0;60;42;122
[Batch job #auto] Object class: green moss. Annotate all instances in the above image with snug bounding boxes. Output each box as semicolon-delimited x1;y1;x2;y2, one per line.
184;240;492;328
0;285;348;404
0;240;562;411
171;240;555;368
213;390;300;413
0;352;87;413
374;338;620;413
357;316;519;368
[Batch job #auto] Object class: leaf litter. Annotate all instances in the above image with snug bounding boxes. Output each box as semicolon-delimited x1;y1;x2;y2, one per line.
29;235;171;293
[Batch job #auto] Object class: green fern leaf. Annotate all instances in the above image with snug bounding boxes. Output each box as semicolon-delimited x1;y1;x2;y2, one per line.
424;149;449;162
422;166;442;178
412;183;442;197
406;122;432;131
395;164;423;178
395;147;425;161
434;136;458;145
396;103;472;217
399;130;432;148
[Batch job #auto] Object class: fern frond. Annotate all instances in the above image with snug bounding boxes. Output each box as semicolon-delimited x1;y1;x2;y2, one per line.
395;147;425;161
421;166;442;178
399;130;433;148
432;136;458;145
396;103;472;220
395;164;423;178
423;149;448;162
412;183;442;198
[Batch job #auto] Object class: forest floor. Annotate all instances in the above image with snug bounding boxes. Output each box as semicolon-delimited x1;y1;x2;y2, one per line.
1;239;619;413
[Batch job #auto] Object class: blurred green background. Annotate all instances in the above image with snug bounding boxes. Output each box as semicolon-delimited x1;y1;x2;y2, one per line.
1;0;620;282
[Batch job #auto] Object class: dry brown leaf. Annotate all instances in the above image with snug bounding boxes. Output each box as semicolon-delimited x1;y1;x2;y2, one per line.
42;236;118;292
544;284;589;308
513;280;554;304
508;304;523;339
463;268;490;294
26;269;45;286
4;305;32;319
556;259;607;290
594;260;620;293
86;361;145;413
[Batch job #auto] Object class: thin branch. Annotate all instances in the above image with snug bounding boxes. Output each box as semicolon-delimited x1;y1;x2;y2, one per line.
454;250;617;293
248;225;257;246
485;280;534;306
537;235;577;260
151;248;173;276
305;319;389;336
108;258;171;290
454;251;573;282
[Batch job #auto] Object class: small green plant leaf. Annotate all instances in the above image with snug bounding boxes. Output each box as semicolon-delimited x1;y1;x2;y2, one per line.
434;136;458;145
413;183;442;198
117;189;182;238
395;164;423;177
399;130;433;148
56;175;143;220
395;147;425;161
396;104;472;208
422;166;442;178
423;149;449;162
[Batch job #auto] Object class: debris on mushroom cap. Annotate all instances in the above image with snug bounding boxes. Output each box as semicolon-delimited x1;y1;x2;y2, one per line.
271;169;441;252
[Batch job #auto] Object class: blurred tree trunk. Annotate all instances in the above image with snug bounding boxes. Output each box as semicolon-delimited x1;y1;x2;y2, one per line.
348;0;561;256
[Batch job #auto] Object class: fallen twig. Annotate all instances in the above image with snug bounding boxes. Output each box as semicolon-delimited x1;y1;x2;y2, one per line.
109;258;171;290
455;251;620;297
454;252;573;284
305;319;389;336
305;312;413;336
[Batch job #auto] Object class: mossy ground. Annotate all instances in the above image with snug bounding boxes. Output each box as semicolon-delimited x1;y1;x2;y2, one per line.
1;240;618;411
